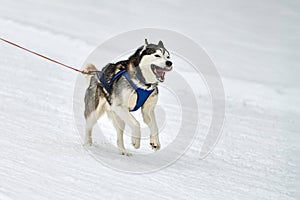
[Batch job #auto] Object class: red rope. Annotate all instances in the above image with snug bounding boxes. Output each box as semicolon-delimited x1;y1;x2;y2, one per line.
0;37;87;74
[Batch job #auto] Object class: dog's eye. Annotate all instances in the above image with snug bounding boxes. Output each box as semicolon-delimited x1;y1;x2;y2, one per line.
167;56;170;59
155;55;161;58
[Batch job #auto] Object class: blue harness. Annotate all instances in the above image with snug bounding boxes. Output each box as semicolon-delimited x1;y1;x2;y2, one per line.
97;70;154;112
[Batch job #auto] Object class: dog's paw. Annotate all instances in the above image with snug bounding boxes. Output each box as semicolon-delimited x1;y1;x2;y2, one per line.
119;149;132;156
150;135;160;151
84;139;93;146
131;136;141;149
150;142;160;151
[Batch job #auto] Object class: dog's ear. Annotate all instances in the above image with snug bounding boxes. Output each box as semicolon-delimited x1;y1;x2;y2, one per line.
140;39;148;55
158;40;164;48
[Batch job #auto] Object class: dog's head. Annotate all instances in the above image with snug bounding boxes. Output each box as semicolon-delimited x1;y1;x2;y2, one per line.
133;39;173;83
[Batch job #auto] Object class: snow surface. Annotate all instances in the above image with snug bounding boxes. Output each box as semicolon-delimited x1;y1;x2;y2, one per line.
0;0;299;199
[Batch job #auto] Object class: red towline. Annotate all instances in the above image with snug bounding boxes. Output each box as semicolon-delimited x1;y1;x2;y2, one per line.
0;37;90;74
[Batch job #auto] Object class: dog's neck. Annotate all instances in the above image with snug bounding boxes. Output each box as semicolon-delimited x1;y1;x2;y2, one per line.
125;61;158;87
132;66;158;88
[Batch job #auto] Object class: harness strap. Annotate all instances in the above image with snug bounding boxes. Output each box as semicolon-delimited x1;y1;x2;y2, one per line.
98;69;154;112
122;73;155;111
122;72;139;90
97;70;126;92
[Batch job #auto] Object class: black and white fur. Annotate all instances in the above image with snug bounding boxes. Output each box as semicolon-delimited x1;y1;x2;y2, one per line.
84;40;173;155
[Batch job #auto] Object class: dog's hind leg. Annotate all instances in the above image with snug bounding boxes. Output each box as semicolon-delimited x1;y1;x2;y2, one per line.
85;113;97;145
84;78;106;145
85;99;106;145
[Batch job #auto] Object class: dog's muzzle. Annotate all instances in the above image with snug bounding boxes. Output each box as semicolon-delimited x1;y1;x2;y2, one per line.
151;64;173;82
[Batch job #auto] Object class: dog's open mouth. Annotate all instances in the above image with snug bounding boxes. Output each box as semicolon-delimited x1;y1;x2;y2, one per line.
151;64;173;82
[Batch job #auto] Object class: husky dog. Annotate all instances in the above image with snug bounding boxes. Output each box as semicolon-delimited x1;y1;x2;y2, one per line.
83;39;173;155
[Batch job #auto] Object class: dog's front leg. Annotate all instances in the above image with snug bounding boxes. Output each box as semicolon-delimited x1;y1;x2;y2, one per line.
145;110;160;151
109;112;132;156
112;106;141;149
142;105;160;151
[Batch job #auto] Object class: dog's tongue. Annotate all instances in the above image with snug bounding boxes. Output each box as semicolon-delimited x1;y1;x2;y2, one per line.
156;69;165;81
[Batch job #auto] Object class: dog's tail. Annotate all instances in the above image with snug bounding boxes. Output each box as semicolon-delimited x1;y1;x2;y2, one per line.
83;63;98;84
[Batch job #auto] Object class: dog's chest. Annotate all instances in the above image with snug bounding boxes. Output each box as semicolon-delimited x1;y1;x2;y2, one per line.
120;89;138;110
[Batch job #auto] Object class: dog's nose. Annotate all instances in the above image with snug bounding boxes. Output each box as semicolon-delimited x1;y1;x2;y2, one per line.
166;61;172;66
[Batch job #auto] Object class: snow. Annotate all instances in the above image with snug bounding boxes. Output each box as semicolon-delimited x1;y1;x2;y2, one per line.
0;0;299;199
